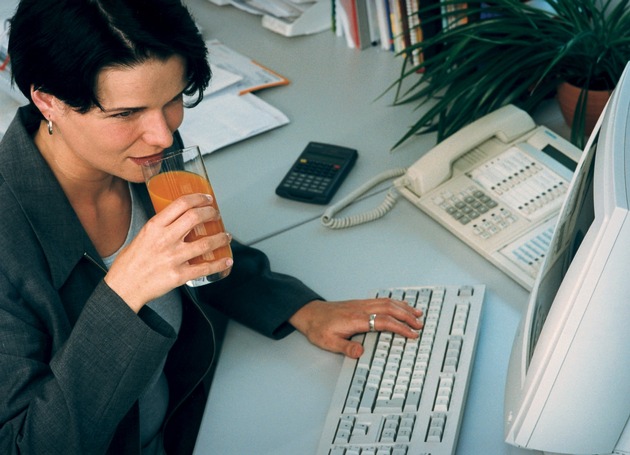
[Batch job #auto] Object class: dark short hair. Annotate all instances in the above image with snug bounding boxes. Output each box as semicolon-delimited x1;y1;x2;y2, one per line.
8;0;211;118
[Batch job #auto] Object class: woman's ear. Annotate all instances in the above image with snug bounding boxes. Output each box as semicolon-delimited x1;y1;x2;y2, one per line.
30;86;57;120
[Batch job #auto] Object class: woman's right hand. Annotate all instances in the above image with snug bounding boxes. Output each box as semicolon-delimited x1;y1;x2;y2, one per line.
104;193;232;312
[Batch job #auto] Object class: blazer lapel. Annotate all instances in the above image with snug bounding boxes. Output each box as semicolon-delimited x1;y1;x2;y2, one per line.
0;107;100;290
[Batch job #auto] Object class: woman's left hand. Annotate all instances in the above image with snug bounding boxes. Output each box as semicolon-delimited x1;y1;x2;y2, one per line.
289;299;424;359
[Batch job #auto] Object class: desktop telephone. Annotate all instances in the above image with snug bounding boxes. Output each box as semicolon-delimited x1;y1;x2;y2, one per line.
321;105;583;290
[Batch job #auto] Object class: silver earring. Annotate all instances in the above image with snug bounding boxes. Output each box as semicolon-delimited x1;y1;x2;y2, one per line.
47;119;53;135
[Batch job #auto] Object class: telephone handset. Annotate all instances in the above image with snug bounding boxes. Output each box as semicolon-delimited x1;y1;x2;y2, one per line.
401;105;536;197
322;104;583;290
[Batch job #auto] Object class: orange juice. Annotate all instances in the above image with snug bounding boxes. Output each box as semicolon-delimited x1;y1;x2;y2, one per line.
147;170;232;264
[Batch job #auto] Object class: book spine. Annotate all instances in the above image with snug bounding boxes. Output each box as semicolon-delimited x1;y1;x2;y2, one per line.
375;0;394;51
442;0;470;30
365;0;381;47
354;0;373;49
397;0;412;54
388;0;403;53
406;0;423;66
337;0;360;47
339;0;364;49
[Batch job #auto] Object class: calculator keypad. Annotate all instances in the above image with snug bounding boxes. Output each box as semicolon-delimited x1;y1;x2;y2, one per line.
280;158;341;195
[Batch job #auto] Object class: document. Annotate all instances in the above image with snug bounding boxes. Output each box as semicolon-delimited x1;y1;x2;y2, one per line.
205;39;289;95
206;64;243;95
179;92;289;155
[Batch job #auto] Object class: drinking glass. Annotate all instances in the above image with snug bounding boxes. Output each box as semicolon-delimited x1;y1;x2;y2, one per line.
141;146;232;286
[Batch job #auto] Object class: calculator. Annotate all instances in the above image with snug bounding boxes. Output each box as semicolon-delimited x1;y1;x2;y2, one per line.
275;142;358;204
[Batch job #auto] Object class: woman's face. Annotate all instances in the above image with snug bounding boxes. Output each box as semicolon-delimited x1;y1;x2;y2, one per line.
49;54;188;183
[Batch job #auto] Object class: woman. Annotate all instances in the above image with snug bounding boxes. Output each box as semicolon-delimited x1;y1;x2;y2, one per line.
0;0;422;453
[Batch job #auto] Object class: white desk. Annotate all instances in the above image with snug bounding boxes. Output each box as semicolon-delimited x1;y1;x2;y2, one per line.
194;193;534;455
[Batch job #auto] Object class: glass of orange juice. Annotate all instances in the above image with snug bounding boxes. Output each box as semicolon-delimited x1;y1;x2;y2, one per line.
141;146;232;287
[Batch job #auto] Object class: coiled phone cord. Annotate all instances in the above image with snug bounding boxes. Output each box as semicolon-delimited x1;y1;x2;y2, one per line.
321;168;407;229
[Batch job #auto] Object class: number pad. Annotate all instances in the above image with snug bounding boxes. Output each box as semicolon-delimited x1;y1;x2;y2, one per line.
433;187;498;225
282;158;338;195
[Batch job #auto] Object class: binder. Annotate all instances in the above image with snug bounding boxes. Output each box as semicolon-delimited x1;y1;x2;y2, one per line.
375;0;394;50
337;0;372;49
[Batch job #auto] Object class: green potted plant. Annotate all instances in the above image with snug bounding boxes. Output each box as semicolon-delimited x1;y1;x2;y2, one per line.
389;0;630;149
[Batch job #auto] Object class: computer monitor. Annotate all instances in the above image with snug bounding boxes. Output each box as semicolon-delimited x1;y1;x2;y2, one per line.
503;63;630;454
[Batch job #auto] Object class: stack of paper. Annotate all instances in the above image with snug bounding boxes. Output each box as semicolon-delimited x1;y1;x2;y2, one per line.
179;39;290;155
207;0;331;37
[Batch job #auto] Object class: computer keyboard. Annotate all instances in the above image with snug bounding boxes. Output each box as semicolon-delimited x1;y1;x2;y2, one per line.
316;285;485;455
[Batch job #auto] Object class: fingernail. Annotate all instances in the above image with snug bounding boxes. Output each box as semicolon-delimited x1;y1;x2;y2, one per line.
225;232;233;243
226;258;234;267
205;194;213;203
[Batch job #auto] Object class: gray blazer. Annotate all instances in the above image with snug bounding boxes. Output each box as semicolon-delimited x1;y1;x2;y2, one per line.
0;106;321;454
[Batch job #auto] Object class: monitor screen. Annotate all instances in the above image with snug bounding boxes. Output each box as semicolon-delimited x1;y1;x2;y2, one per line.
504;63;630;454
525;133;596;370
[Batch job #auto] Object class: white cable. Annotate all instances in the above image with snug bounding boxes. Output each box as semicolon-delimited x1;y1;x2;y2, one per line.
321;168;406;229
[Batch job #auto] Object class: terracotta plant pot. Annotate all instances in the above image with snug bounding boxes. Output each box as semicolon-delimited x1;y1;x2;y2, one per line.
556;81;612;136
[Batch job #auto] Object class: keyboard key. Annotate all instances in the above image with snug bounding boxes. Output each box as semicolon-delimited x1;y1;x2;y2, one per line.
345;395;362;413
380;428;396;443
404;390;422;412
334;428;350;444
433;396;450;413
426;427;443;443
390;289;405;301
374;397;404;413
458;285;474;297
426;412;447;443
359;385;378;413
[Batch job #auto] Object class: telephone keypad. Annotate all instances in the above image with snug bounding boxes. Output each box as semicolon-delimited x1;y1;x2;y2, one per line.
435;188;499;226
433;187;519;240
